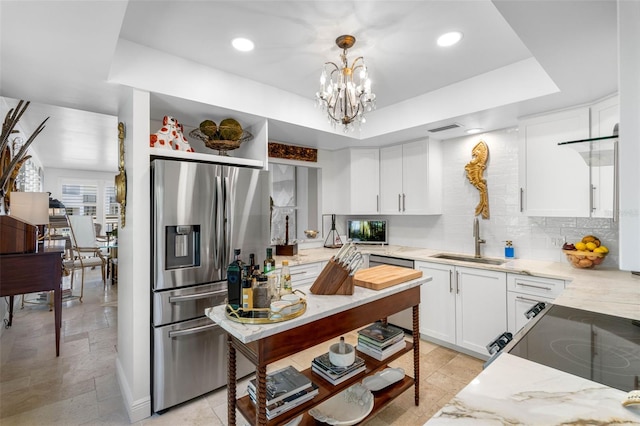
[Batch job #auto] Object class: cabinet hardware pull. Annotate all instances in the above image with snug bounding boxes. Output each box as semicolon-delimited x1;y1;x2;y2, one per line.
290;271;307;276
168;322;219;338
402;193;406;212
169;289;227;303
590;184;596;212
377;195;379;212
449;270;453;293
519;188;524;212
516;282;552;291
456;271;460;294
398;194;401;212
516;295;544;304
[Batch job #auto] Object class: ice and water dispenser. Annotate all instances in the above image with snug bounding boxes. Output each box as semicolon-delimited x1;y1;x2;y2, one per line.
165;225;201;270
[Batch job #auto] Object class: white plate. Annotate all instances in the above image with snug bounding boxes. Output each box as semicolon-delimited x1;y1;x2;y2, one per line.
361;367;405;392
308;384;374;425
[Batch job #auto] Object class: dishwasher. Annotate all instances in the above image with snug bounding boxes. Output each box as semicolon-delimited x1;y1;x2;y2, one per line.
368;254;415;332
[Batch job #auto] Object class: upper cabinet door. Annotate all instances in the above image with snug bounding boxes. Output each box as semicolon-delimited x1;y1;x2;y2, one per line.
519;107;591;217
589;95;619;219
349;148;380;214
402;140;431;214
379;144;403;214
379;139;442;215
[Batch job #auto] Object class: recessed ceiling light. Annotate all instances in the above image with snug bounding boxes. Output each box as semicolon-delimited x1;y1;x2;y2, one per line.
437;31;463;47
466;128;483;134
231;37;254;52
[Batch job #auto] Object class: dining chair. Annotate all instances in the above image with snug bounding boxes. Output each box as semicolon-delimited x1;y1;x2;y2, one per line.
68;215;107;300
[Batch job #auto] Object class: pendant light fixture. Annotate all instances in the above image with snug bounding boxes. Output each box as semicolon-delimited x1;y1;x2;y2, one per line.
315;35;376;132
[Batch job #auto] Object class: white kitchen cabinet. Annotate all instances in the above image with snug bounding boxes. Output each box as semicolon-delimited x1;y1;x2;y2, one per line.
418;262;456;345
518;107;591;217
332;147;380;214
589;95;618;219
455;266;507;355
418;261;507;357
506;274;565;334
289;261;323;287
379;138;442;215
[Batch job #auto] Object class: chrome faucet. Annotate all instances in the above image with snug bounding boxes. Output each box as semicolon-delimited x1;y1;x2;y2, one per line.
473;217;486;258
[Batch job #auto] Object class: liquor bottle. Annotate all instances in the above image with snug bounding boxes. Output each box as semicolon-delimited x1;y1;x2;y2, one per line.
263;247;276;274
242;275;253;310
280;260;292;294
249;253;256;269
226;249;243;309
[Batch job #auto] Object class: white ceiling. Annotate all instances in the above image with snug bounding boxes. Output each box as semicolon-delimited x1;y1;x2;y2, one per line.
0;1;618;173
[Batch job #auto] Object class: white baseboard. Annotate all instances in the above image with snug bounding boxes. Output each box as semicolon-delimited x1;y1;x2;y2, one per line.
116;357;151;423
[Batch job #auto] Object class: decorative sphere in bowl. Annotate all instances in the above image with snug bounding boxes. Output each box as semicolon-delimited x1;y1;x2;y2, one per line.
329;342;355;367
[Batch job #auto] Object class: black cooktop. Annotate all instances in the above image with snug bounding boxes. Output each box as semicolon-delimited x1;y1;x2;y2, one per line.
508;305;640;392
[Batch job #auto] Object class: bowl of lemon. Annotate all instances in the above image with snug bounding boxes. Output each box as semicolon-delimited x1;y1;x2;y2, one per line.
562;235;609;269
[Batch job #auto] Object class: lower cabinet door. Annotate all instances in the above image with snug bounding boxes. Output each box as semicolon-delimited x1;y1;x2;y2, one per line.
418;262;456;345
507;292;555;334
455;267;507;356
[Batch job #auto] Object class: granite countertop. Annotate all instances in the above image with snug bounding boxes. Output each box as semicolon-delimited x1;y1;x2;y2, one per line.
205;275;430;344
425;353;640;425
277;244;640;321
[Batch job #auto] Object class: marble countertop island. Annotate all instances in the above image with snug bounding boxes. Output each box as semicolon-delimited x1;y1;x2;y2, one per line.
206;275;430;344
425;353;640;425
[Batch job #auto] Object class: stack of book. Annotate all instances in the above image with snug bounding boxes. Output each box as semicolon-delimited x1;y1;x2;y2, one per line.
356;322;406;361
311;352;366;385
247;365;319;420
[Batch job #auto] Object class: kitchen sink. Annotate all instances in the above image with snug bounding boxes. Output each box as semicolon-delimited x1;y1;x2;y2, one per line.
431;253;506;265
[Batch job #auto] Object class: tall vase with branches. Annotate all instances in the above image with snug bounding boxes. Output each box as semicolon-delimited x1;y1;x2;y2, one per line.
0;100;49;214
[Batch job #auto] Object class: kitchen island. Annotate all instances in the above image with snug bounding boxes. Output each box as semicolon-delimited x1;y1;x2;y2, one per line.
206;275;431;425
275;245;640;425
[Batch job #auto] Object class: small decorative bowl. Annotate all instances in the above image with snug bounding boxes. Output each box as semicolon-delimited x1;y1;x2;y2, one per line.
304;230;318;239
563;249;607;269
329;342;355;367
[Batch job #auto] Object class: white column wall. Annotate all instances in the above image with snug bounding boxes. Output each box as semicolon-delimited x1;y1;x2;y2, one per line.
116;88;152;422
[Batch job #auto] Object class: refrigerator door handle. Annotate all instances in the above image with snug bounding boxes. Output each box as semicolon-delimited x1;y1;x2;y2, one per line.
214;175;224;270
168;289;227;303
223;175;232;267
168;322;220;338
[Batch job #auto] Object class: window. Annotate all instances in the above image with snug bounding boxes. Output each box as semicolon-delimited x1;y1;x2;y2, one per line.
62;183;98;216
59;178;117;234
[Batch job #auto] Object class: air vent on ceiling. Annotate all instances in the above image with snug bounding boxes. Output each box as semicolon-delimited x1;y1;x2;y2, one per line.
428;123;463;133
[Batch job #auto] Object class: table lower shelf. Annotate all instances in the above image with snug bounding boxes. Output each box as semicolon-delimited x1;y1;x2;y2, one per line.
236;341;417;426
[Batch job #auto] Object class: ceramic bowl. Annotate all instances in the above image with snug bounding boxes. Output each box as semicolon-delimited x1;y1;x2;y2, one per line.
329;342;355;367
270;300;291;315
308;384;374;425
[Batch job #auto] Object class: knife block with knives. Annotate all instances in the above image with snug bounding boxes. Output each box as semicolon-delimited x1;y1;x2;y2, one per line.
310;243;362;295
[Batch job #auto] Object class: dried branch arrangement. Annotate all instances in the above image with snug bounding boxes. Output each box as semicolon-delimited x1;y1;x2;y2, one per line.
0;100;49;203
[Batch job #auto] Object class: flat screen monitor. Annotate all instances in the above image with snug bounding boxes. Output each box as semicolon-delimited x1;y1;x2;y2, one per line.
347;220;387;244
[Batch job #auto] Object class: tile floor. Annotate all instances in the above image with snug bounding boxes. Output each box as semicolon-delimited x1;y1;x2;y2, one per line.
0;269;484;425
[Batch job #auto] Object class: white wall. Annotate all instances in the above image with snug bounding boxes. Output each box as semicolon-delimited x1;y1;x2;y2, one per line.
115;88;152;422
331;127;619;267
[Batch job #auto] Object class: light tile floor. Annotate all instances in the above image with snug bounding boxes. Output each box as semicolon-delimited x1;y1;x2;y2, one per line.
0;270;484;425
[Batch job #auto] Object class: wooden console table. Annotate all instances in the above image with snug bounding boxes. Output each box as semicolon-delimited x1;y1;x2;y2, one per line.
207;276;429;426
0;248;63;356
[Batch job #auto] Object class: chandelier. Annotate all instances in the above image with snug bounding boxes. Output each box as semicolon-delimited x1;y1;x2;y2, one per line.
315;35;376;132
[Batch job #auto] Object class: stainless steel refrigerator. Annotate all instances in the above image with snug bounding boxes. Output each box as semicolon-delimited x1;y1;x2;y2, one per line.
151;158;267;413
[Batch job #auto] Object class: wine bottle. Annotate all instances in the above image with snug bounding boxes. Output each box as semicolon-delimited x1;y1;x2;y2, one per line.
226;249;243;309
263;247;275;274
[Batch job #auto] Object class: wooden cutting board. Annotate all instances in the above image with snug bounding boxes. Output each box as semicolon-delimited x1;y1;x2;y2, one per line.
353;265;422;290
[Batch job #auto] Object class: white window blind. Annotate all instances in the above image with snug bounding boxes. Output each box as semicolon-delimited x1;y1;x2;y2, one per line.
62;183;98;216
